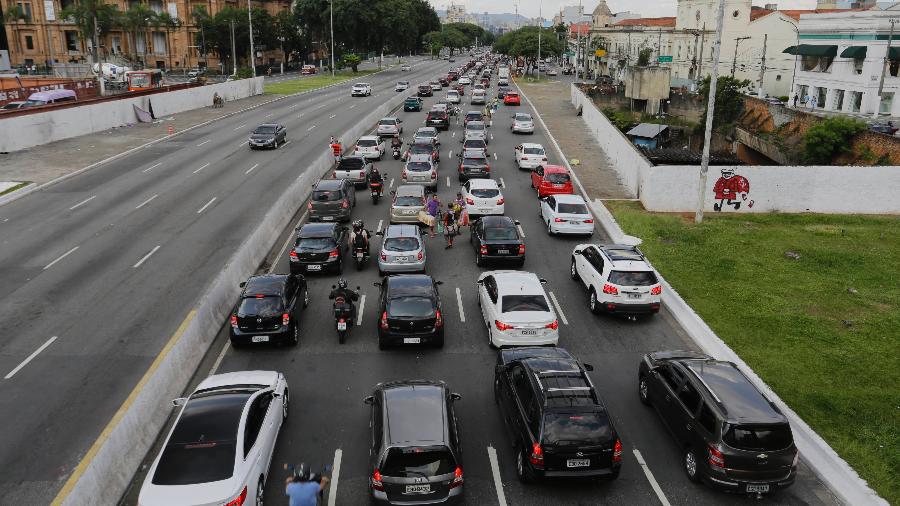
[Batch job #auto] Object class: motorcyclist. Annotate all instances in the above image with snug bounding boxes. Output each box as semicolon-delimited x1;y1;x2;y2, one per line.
285;462;329;506
329;278;360;325
368;167;384;196
350;219;371;253
390;134;403;150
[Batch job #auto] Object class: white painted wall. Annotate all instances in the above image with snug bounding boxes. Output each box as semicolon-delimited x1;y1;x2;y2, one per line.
0;77;264;153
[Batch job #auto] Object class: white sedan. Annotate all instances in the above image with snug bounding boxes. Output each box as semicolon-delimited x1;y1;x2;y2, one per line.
477;270;560;348
139;371;288;506
395;81;410;92
355;135;385;160
515;143;547;170
461;178;504;217
510;112;535;134
459;77;472;85
351;82;372;96
540;193;595;235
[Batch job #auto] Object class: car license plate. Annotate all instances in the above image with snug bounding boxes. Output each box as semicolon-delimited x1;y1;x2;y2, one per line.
405;484;430;494
554;184;564;188
627;293;642;299
521;329;537;336
478;208;491;213
356;253;363;259
251;336;269;343
403;337;421;344
396;256;409;262
307;264;322;271
496;249;509;255
746;484;770;493
337;321;347;331
322;216;334;221
567;458;590;468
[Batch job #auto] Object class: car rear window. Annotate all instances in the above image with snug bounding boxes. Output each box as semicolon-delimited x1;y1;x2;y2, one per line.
484;224;516;240
297;237;336;251
463;158;487;167
723;424;793;452
379;119;396;125
523;147;544;155
338;158;364;170
608;270;658;286
388;296;435;318
543;412;612;446
357;139;378;147
312;190;342;202
514;114;531;121
544;173;570;184
411;144;433;154
464;140;486;149
466;114;482;121
395;196;424;207
407;162;432;172
467;123;485;131
501;295;550;313
471;188;499;198
382;446;455;478
558;203;588;214
384;237;419;252
254;126;276;134
237;296;283;317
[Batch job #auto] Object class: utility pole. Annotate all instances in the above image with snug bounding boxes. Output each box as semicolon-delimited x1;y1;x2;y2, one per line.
247;0;256;77
873;18;896;118
695;0;727;224
230;19;237;75
731;36;750;78
329;0;335;77
757;33;767;96
697;24;706;87
537;0;542;79
93;13;104;95
780;18;798;104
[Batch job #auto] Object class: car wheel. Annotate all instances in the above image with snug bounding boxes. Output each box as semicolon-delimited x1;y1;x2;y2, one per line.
302;287;309;308
256;477;265;506
282;387;290;420
289;324;299;346
273;139;278;149
547;220;554;236
638;374;650;405
570;258;579;281
684;447;701;483
475;252;483;267
516;447;535;483
589;289;600;315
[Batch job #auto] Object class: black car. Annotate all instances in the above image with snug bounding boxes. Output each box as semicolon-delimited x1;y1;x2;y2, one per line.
470;216;524;267
418;84;433;97
438;77;450;87
495;347;622;483
365;380;464;504
457;153;490;181
375;275;444;348
290;222;349;274
308;179;356;222
248;123;287;149
638;351;798;495
404;96;423;112
497;86;509;99
229;274;308;346
426;111;450;130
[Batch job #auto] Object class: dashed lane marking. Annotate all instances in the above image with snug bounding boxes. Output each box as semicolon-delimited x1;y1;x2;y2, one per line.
245;163;259;175
389;178;395;188
446;176;451;188
357;295;366;326
487;447;508;506
328;449;343;506
43;246;78;270
456;288;466;323
548;291;569;325
634;449;672;506
499;177;506;188
142;162;161;173
516;224;525;238
197;197;217;214
4;335;58;380
376;219;383;233
233;123;247;131
192;162;210;174
196;140;210;147
133;245;161;268
69;195;96;210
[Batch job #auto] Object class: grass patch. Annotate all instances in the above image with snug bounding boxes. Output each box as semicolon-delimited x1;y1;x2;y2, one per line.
0;181;30;197
605;201;899;503
264;69;381;95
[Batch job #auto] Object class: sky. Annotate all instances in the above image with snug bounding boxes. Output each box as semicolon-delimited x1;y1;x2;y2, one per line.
430;0;821;18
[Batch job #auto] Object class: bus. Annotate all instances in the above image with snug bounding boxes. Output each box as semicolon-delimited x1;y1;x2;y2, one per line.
126;69;164;92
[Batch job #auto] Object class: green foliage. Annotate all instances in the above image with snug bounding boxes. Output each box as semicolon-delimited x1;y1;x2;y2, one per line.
803;117;867;164
697;76;752;132
602;107;634;132
235;67;254;79
342;53;362;72
637;47;652;66
778;95;789;103
492;26;564;63
59;0;119;52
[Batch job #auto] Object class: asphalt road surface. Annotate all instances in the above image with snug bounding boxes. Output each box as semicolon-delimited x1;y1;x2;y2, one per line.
0;57;447;505
120;71;841;505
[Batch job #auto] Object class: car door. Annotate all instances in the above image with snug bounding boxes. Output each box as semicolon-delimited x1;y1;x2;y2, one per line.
241;393;267;494
283;277;297;320
651;364;687;436
478;275;497;326
510;366;539;447
586;247;606;292
278;125;286;142
542;196;556;223
671;374;703;446
258;391;280;477
531;166;543;189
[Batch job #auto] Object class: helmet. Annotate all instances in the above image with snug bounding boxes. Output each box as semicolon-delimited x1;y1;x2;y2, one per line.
352;219;364;230
338;278;348;289
293;462;310;481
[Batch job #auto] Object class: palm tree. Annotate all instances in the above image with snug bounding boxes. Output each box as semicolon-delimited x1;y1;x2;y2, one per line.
4;5;29;56
60;0;119;67
154;11;181;69
121;4;155;67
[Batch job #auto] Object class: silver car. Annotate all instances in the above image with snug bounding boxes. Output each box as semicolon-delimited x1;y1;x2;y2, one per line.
464;121;488;144
414;127;440;147
377;117;403;137
402;154;438;191
377;224;426;274
390;185;426;224
511;112;535;134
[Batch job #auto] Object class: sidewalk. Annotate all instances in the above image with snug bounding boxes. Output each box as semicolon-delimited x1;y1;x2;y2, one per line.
518;78;633;200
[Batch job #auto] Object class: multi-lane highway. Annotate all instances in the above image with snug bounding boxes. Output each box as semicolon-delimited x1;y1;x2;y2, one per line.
118;65;840;505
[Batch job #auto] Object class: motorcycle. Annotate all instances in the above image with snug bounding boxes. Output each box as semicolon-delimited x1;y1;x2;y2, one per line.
392;145;402;160
331;285;360;344
353;237;370;270
369;181;384;204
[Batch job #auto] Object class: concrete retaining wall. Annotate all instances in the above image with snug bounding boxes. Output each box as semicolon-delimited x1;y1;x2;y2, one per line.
62;87;409;506
0;78;263;153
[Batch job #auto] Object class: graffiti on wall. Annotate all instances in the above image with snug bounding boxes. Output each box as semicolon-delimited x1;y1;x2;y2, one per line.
713;167;754;211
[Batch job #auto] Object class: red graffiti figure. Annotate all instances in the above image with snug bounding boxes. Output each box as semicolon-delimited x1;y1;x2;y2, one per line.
713;167;753;211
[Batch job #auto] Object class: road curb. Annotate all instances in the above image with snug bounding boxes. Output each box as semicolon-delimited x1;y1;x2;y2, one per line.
517;82;886;506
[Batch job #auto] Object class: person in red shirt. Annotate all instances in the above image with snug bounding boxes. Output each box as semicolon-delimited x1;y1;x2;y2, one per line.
713;167;753;211
330;138;342;163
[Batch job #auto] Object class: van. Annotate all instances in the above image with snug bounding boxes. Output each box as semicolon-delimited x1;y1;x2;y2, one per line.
23;89;77;107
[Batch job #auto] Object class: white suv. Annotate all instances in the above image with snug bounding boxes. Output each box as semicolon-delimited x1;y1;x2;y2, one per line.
351;82;372;96
514;143;547;170
354;135;385;160
570;244;662;317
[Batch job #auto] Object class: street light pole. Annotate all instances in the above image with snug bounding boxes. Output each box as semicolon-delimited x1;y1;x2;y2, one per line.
695;0;727;224
537;0;542;79
731;36;750;78
247;0;256;77
780;18;798;104
330;0;335;77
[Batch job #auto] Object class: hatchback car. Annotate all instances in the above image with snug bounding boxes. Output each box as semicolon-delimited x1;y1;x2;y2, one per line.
229;274;308;346
356;135;386;160
458;152;490;181
365;381;463;502
402;154;439;191
334;155;372;188
377;224;427;275
515;143;547;170
638;351;798;494
470;90;487;105
138;371;288;506
309;179;355;222
395;81;410;92
375;275;444;348
504;91;521;105
476;271;558;347
418;84;433;97
404;96;423;112
571;244;661;315
471;216;524;267
413;127;441;147
390;185;427;224
378;117;404;137
290;222;349;274
426;110;450;130
462;138;489;158
446;90;461;104
531;164;573;197
541;194;594;236
510;113;535;134
458;76;472;85
463;111;483;127
430;81;442;91
248;123;287;149
464;121;488;144
404;140;440;163
461;179;504;218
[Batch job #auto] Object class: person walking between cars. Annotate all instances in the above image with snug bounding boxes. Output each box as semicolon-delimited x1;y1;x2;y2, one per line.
443;203;459;248
426;194;441;238
330;138;342;163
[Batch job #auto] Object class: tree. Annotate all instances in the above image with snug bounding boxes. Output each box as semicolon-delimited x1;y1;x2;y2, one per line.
122;4;155;67
60;0;119;67
492;26;563;70
191;5;213;67
697;75;751;131
4;6;29;56
154;12;181;69
637;47;652;66
342;53;361;71
272;10;301;69
802;117;867;164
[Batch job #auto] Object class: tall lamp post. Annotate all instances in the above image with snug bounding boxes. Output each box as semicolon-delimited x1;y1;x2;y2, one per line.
247;0;256;77
537;0;542;80
330;0;335;77
780;17;798;104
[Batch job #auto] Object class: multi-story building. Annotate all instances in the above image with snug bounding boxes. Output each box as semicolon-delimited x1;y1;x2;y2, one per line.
445;2;466;24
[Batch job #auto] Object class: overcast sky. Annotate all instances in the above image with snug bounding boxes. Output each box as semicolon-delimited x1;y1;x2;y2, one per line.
431;0;821;18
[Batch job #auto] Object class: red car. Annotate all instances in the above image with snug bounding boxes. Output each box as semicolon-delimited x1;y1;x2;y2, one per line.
530;164;573;197
453;84;465;96
504;92;521;105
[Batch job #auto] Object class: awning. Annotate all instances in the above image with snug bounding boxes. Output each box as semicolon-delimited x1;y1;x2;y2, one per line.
782;44;837;57
840;46;867;59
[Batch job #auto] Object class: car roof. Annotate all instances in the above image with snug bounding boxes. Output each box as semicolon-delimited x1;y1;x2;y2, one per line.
681;360;787;424
599;244;646;262
499;346;574;365
381;117;398;121
358;135;379;141
395;184;424;196
514;113;532;118
242;274;287;296
382;381;447;444
543;164;568;173
256;123;279;128
416;127;437;133
480;216;515;228
520;142;544;149
405;96;420;100
384;224;420;238
468;178;500;189
407;154;434;164
315;179;344;190
520;358;602;408
553;194;586;204
298;222;337;237
386;274;434;294
465;111;482;116
196;370;278;392
467;121;485;127
487;270;544;293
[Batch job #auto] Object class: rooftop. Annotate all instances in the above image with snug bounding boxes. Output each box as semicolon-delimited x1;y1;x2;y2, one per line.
749;7;863;22
612;17;676;28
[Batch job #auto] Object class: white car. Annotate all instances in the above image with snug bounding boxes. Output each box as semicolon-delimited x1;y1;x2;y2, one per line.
414;126;440;146
540;194;594;235
473;83;486;92
377;117;403;137
471;90;487;105
138;371;288;506
570;243;662;316
461;178;504;217
446;90;461;104
430;81;442;91
476;271;559;348
510;112;535;134
547;68;558;76
401;64;411;71
515;142;547;170
355;135;385;160
395;81;410;92
458;76;472;85
351;82;372;96
498;77;509;86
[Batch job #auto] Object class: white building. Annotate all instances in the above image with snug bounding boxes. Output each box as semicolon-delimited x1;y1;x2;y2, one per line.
445;2;466;24
788;9;900;117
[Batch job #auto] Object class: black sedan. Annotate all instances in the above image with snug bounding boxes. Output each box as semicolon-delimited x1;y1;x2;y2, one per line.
470;216;524;267
229;274;307;346
375;274;445;349
248;123;287;149
290;223;349;274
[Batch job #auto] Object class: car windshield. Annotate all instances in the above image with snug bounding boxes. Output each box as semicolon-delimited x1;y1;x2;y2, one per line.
467;123;485;131
382;446;455;478
411;145;433;154
237;296;282;317
558;203;588;214
501;295;550;313
297;237;336;251
395;196;424;207
544;173;570;184
384;237;419;252
388;296;434;317
514;114;531;121
312;190;342;202
523;147;544;155
608;270;658;286
357;139;378;147
471;188;499;198
723;424;793;452
543;412;612;446
379;119;396;125
254;126;276;134
407;162;432;172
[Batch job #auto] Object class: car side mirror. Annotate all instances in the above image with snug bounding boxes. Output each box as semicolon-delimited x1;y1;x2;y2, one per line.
364;395;375;405
514;220;521;225
239;282;246;288
583;363;595;372
435;281;444;285
374;281;382;287
573;250;583;256
172;397;187;407
450;393;462;401
476;279;484;284
539;278;548;284
375;231;384;236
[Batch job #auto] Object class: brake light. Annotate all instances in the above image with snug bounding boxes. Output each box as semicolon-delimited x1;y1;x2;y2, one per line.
282;313;290;326
431;171;437;180
359;170;365;178
584;219;594;224
613;439;622;463
401;169;407;179
518;244;525;255
372;468;384;491
450;466;463;489
380;311;389;330
708;444;725;468
355;146;359;152
380;252;387;261
602;283;618;295
329;249;339;258
341;199;349;209
480;245;488;255
545;319;558;330
230;315;238;330
529;442;544;465
417;250;424;261
435;310;443;328
290;249;298;258
485;163;491;172
554;217;565;222
650;285;662;295
521;156;529;160
223;486;247;506
494;320;513;331
331;172;336;178
497;197;504;205
466;197;475;205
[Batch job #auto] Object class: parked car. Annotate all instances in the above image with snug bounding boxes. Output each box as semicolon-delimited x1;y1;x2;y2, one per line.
377;117;404;137
352;82;373;96
461;179;504;218
471;216;523;267
458;152;490;181
510;113;535;134
476;270;558;347
504;91;521;105
546;68;558;76
377;224;427;275
248;123;287;149
515;143;547;170
395;81;410;92
494;348;622;483
308;179;356;222
1;101;27;110
229;274;308;346
570;243;661;315
365;380;463;502
402;154;439;191
418;84;433;97
138;371;289;506
333;155;372;188
390;185;427;224
638;351;798;494
374;275;444;348
400;64;411;71
290;222;349;274
530;164;573;197
404;96;423;112
301;64;317;74
355;135;386;160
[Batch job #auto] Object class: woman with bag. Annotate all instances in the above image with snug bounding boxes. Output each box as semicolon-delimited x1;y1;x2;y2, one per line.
443;203;459;249
425;194;441;238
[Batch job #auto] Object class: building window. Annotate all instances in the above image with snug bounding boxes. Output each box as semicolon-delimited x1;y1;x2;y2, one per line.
776;74;781;81
16;2;33;21
149;0;163;14
850;91;862;113
152;32;167;55
833;89;844;111
880;92;894;115
817;87;826;108
65;30;79;52
24;35;34;50
890;59;899;77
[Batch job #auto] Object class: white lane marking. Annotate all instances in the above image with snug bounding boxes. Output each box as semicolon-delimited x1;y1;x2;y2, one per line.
43;246;78;270
448;150;453;158
209;338;230;376
196;140;210;147
197;197;217;214
135;194;159;209
446;176;451;188
288;103;299;109
142;162;161;173
389;178;395;188
487;447;508;506
634;449;672;506
499;177;506;188
245;163;259;175
4;336;58;380
349;104;357;109
237;140;248;148
376;219;383;233
456;287;466;322
329;114;336;119
282;140;292;147
327;448;343;506
274;211;308;269
233;123;247;131
265;113;274;118
490;133;494;140
516;224;526;238
133;245;161;268
452;131;455;138
68;195;96;210
192;162;211;174
494;152;498;160
307;125;317;131
548;291;569;325
357;295;366;326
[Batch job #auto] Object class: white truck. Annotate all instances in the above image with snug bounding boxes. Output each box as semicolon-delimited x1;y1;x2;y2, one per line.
498;66;510;80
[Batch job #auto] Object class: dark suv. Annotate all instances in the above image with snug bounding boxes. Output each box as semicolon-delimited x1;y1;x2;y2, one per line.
494;347;622;482
375;275;445;349
365;380;464;505
426;111;450;130
638;350;798;495
418;84;433;97
229;274;308;346
308;179;356;222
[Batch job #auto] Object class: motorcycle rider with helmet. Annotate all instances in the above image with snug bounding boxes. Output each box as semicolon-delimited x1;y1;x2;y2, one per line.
328;278;359;326
285;462;329;506
368;167;384;197
350;219;371;253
